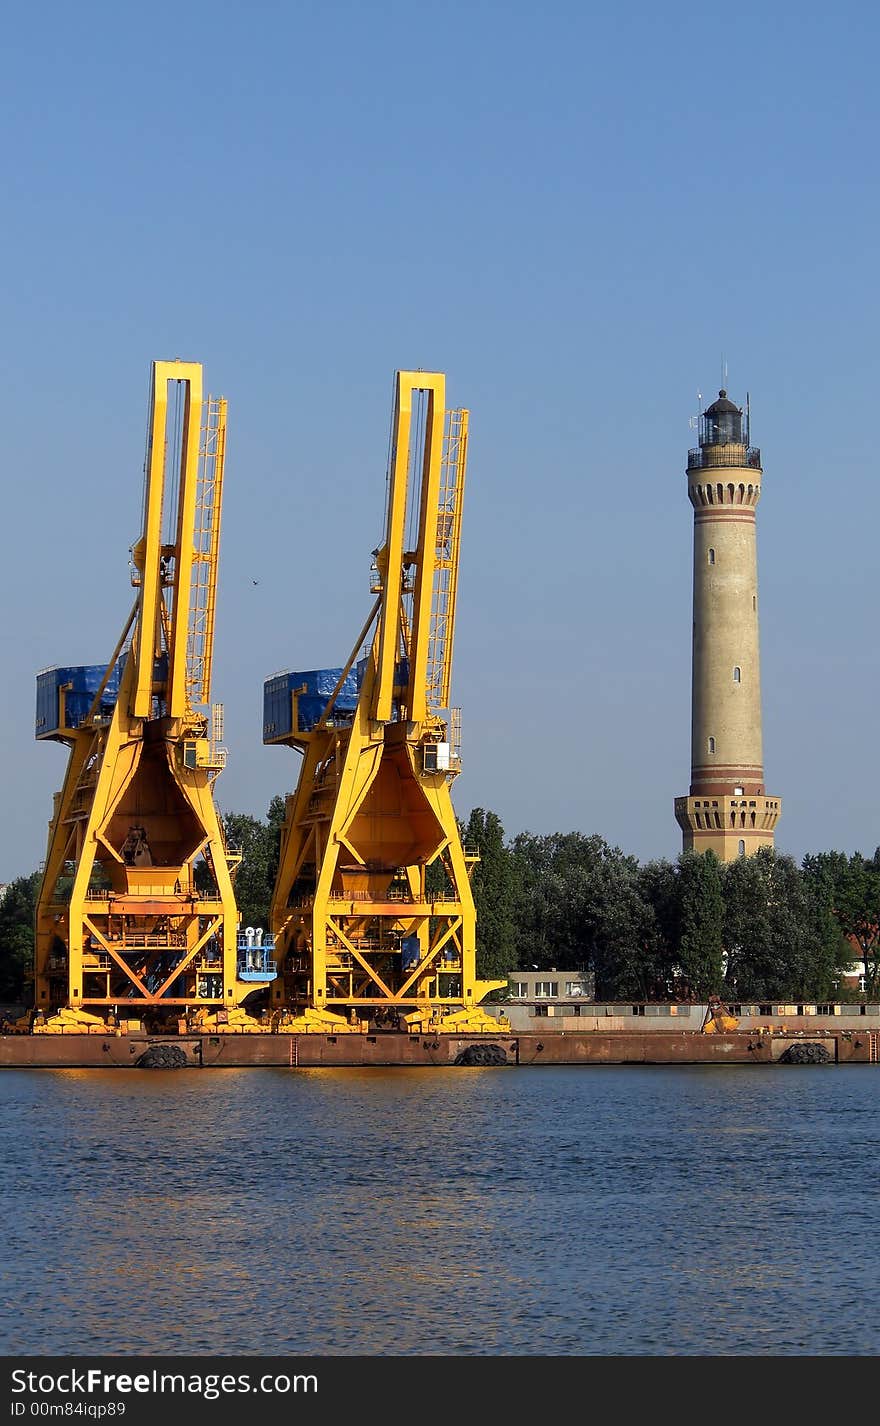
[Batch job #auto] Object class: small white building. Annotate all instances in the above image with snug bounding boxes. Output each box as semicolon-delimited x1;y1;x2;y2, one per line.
485;969;597;1029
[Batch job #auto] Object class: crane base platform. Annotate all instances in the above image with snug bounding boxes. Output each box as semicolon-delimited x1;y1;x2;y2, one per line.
0;1029;875;1068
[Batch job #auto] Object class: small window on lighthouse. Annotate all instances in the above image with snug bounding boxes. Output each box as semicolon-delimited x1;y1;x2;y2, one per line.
707;736;716;754
708;548;715;565
738;840;746;857
733;666;741;683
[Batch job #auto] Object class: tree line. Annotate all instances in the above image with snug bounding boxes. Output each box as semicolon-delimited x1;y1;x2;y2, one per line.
2;801;878;1004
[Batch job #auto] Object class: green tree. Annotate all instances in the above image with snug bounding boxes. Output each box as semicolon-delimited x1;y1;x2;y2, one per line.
462;807;515;982
508;831;593;970
636;858;680;998
509;832;654;998
197;797;289;931
585;849;657;999
0;873;41;1002
722;848;836;1000
224;811;277;931
197;800;285;931
265;794;287;898
801;850;876;997
676;850;724;997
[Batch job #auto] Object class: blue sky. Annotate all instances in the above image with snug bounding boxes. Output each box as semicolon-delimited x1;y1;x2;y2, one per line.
3;0;879;879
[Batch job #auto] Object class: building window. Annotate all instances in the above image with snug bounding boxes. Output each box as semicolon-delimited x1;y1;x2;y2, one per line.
733;666;741;683
708;736;716;753
532;1004;549;1017
734;786;743;795
753;595;756;610
708;547;715;565
738;839;746;856
512;982;528;998
565;981;585;997
534;981;558;999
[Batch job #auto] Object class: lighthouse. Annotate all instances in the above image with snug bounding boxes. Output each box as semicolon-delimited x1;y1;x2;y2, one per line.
674;389;781;859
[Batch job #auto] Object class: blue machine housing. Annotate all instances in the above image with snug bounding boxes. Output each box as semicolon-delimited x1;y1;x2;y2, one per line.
34;653;170;738
355;656;410;690
35;661;124;738
263;667;360;741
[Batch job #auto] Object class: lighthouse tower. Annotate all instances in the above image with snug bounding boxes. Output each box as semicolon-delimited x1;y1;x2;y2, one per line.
674;389;781;859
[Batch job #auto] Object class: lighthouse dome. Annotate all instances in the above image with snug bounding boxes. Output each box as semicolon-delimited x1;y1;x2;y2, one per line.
703;389;742;445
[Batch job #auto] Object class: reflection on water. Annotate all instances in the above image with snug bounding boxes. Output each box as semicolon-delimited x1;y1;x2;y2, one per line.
0;1065;878;1355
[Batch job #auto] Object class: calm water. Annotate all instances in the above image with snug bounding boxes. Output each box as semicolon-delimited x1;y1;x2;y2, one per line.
0;1064;878;1356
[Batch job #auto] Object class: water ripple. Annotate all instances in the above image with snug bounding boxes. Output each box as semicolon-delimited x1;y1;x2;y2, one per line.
0;1065;877;1354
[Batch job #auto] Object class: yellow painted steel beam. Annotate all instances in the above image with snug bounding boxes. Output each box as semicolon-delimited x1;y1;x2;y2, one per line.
396;920;460;997
405;372;445;723
313;596;381;734
132;364;170;718
82;918;151;999
166;363;202;719
153;916;221;999
327;921;395;999
130;360;206;721
374;373;414;721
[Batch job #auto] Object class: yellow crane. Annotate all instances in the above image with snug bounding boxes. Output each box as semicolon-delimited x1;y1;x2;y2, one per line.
33;361;270;1030
264;370;507;1033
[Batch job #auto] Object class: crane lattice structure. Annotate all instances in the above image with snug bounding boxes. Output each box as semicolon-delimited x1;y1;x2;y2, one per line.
264;370;506;1033
33;361;268;1026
